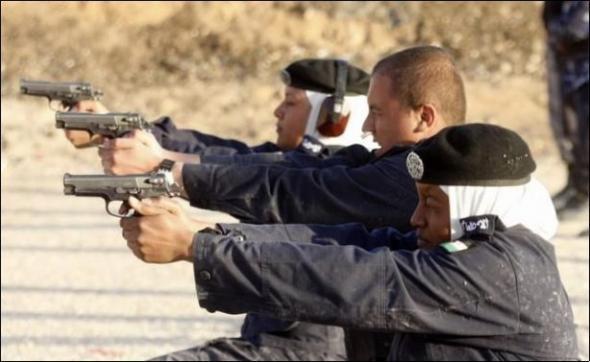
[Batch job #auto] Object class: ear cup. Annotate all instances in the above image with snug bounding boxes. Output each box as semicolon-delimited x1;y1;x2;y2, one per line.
317;113;350;137
316;96;350;137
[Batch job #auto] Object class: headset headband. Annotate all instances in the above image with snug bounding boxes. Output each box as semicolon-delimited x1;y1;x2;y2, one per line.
331;60;348;123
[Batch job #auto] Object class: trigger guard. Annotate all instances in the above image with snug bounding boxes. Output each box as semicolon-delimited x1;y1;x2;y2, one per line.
106;201;134;218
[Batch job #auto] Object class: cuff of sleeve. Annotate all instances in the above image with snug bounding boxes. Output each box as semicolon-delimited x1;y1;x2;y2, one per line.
193;231;220;312
216;223;246;241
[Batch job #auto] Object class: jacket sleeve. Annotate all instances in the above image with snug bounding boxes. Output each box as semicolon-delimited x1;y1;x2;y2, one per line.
199;148;367;168
282;145;373;168
150;117;254;154
194;233;519;336
182;154;417;231
216;222;418;250
200;152;288;166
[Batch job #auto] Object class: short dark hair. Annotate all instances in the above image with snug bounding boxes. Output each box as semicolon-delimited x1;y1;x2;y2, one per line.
373;46;466;125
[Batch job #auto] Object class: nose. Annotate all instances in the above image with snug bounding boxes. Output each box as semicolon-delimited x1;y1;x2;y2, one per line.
274;102;284;120
410;203;425;229
362;114;373;133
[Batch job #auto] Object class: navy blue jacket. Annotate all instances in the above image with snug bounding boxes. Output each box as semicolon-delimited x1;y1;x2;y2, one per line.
182;145;417;231
161;123;418;359
149;117;417;230
193;218;578;361
149;117;418;358
150;117;335;161
149;116;354;357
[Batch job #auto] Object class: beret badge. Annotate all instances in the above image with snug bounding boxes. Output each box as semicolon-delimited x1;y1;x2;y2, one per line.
406;151;424;180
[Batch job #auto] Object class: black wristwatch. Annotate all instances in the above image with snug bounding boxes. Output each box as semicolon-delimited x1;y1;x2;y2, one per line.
156;159;183;195
158;159;175;172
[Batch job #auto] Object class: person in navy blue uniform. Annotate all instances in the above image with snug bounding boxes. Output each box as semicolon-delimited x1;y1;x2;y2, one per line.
103;45;468;360
149;58;378;160
543;1;589;232
65;59;375;168
102;46;467;232
66;58;375;361
121;123;578;361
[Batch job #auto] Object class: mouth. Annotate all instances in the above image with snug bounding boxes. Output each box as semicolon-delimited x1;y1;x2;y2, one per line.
416;229;428;242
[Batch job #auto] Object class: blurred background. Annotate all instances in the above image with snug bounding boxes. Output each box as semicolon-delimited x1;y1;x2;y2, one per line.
1;1;556;168
1;1;587;361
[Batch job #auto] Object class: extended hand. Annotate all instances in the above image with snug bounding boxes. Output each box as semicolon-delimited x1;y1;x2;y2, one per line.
99;130;164;175
120;197;202;263
63;101;110;148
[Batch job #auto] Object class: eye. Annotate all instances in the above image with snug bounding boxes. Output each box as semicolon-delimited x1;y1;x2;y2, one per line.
425;196;438;207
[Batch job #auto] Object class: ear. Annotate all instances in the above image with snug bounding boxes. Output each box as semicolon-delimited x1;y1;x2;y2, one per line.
415;104;437;132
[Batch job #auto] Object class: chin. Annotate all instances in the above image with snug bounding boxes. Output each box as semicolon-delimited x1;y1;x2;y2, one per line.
417;237;440;250
275;138;286;148
417;238;429;249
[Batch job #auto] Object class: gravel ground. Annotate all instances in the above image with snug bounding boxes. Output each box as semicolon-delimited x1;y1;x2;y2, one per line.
2;151;588;361
1;99;588;361
1;164;243;361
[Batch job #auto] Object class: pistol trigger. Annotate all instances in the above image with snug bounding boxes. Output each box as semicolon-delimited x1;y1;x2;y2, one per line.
106;201;128;218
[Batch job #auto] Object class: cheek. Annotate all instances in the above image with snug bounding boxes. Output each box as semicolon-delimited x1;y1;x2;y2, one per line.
431;210;451;239
301;102;312;122
297;109;309;131
279;115;296;134
285;109;307;129
379;115;400;133
424;209;444;231
277;124;294;142
374;117;384;130
373;117;387;138
394;120;411;135
288;110;309;137
377;119;397;142
279;116;305;143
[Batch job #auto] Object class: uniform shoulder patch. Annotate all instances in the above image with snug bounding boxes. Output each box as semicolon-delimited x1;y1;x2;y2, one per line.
301;136;324;155
459;215;497;238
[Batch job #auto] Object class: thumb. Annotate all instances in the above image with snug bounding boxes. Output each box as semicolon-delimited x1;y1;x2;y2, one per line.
127;196;168;216
134;129;157;146
145;197;184;215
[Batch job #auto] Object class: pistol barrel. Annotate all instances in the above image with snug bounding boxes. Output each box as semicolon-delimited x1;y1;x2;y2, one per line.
55;112;149;137
20;79;103;101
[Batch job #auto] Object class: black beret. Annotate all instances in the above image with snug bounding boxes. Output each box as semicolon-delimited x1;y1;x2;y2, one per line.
280;58;370;95
406;124;536;186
